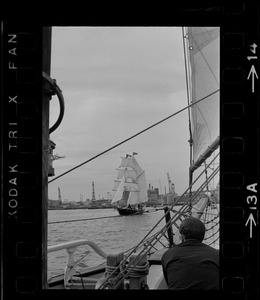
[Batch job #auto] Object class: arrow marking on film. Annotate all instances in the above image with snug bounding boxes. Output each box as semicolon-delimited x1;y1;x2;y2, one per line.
247;65;258;93
245;213;256;238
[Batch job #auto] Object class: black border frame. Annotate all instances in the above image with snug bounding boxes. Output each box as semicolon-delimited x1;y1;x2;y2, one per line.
1;3;259;299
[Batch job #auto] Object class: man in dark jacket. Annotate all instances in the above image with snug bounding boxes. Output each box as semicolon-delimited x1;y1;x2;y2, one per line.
161;216;219;290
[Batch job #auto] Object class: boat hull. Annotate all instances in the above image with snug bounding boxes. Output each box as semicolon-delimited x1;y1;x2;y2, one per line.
117;207;144;216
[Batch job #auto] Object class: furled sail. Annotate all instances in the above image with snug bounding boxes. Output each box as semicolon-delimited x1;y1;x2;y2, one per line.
185;27;220;172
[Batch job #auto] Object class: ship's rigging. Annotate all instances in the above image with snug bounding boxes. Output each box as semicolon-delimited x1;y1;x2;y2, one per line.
48;89;219;185
46;26;220;290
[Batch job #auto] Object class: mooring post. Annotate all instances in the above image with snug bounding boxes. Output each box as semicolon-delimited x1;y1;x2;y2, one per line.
128;253;149;289
106;252;124;290
164;206;174;246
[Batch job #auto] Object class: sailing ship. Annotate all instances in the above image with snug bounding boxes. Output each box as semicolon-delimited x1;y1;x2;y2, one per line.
46;26;220;289
111;153;148;215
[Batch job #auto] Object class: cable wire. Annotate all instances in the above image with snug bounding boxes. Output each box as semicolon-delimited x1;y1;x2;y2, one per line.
48;90;219;184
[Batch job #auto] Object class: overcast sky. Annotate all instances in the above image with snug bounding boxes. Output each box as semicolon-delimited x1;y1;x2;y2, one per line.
48;26;191;202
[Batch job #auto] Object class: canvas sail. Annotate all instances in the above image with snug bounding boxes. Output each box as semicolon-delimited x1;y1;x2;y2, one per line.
185;27;220;172
126;172;148;205
111;176;125;204
112;154;148;206
117;169;136;180
127;190;140;206
136;171;148;203
132;155;143;176
119;156;135;169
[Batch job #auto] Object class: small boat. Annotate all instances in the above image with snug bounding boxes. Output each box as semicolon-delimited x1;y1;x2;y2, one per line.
111;153;148;216
117;206;143;215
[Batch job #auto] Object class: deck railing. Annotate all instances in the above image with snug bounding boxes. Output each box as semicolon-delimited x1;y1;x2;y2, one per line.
48;239;108;288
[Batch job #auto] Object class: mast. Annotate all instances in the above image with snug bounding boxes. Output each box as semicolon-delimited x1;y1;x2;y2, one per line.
42;27;52;289
182;27;193;194
184;27;220;191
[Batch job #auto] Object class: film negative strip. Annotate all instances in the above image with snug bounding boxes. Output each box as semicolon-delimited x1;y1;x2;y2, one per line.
221;3;259;299
1;23;43;297
1;3;259;299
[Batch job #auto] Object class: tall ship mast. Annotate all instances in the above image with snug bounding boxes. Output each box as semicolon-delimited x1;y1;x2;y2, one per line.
111;153;148;215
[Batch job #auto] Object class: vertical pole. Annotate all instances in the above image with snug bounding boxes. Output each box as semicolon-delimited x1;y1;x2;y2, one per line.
182;27;193;199
42;26;52;289
164;207;174;246
188;169;193;212
92;181;96;200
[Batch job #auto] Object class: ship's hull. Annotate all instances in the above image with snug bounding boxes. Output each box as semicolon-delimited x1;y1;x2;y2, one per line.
117;207;144;216
87;206;112;209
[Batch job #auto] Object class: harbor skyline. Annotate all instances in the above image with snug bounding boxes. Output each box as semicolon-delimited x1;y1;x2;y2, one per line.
48;27;195;202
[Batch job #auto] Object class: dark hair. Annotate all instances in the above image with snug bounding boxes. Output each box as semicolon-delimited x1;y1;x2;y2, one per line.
179;217;206;242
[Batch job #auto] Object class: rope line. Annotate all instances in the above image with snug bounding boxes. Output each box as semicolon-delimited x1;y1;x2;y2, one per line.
98;163;219;289
48;89;219;184
48;209;157;225
48;214;122;224
112;168;220;289
114;166;219;288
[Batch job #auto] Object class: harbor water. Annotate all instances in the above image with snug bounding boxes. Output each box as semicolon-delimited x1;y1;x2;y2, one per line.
48;208;166;279
47;206;219;280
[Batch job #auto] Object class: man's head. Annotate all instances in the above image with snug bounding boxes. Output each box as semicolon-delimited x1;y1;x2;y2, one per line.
179;217;206;242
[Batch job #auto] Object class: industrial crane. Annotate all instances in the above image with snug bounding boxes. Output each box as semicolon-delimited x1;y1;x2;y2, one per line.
167;173;175;195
